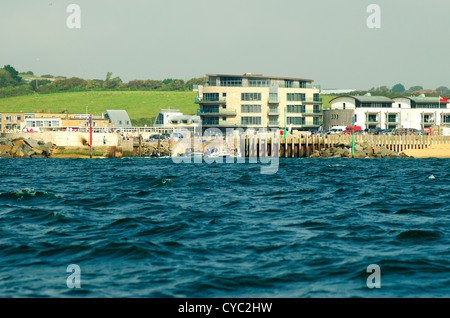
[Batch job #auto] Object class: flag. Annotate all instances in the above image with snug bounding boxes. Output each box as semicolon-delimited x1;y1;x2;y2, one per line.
439;96;447;102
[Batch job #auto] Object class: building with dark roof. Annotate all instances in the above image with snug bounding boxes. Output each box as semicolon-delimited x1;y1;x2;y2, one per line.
104;110;132;128
327;95;450;130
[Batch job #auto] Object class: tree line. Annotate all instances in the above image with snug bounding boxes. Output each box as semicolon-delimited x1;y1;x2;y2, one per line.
368;83;450;96
0;65;207;98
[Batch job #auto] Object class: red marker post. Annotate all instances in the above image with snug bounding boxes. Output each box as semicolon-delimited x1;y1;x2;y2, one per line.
89;114;93;158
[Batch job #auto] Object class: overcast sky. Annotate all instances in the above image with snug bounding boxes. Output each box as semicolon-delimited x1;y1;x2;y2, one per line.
1;0;449;90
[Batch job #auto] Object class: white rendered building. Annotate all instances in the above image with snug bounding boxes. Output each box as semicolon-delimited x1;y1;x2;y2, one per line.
329;95;450;130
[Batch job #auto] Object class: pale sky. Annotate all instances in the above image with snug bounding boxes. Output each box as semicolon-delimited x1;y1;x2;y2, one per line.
1;0;449;90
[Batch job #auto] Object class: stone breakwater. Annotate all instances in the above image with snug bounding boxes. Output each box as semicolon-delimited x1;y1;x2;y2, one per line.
309;141;413;159
0;137;55;158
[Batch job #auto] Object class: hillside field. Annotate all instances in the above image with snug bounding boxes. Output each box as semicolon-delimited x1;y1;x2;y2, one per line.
0;91;198;126
0;90;336;126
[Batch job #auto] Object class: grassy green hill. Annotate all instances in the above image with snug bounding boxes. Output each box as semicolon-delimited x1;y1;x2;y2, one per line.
0;91;198;126
0;90;336;127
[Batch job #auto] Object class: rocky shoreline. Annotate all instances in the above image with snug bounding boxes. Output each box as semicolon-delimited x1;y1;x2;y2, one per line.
0;137;55;158
309;141;413;158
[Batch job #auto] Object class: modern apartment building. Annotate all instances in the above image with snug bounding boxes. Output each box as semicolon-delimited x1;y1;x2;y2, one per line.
328;95;450;130
195;73;322;132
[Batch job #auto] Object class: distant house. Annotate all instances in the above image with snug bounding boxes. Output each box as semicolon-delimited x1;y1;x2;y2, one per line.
153;109;201;131
104;110;132;128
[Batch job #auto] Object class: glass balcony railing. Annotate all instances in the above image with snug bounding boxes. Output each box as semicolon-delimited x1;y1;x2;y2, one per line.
203;83;321;89
195;96;226;103
268;97;280;103
197;109;236;115
268;108;279;115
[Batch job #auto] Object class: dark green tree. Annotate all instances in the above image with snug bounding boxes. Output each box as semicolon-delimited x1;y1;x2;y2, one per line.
409;85;423;92
3;65;22;85
391;83;405;93
436;86;450;95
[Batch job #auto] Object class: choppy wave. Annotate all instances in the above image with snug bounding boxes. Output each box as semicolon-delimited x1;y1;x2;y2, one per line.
0;158;449;297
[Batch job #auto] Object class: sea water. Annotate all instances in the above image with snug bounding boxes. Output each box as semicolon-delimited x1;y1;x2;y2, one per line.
0;158;449;297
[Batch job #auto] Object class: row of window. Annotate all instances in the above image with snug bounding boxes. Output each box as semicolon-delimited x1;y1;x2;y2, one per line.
211;77;310;88
411;103;448;109
1;115;22;121
202;116;320;126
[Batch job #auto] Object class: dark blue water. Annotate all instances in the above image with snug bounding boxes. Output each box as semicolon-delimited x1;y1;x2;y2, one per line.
0;158;449;297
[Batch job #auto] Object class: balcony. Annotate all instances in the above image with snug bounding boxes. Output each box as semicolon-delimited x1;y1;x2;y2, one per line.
204;83;321;89
301;97;323;103
268;121;279;127
302;110;323;116
268;97;280;103
366;117;380;123
268;108;279;115
197;109;236;116
195;96;227;104
421;118;435;124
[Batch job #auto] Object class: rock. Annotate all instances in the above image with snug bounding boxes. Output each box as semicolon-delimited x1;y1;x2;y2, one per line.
0;152;12;158
0;144;11;153
31;154;45;158
24;138;41;149
15;150;25;158
310;150;320;158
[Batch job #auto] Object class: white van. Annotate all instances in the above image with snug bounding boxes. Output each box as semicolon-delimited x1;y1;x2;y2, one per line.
330;126;347;134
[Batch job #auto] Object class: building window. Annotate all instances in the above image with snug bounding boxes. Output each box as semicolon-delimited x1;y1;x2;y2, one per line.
119;121;122;125
203;117;219;125
222;117;226;121
203;93;220;101
222;93;226;97
285;80;293;88
155;114;164;125
248;78;269;87
388;114;397;123
222;105;226;109
286;117;305;126
15;116;21;121
5;116;11;121
203;105;220;113
343;103;346;110
241;104;261;113
287;105;305;113
220;77;242;87
398;103;401;108
241;93;261;101
286;93;305;101
241;116;261;125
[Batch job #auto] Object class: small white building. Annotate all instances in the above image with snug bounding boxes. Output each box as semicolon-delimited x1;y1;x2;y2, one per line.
153;109;201;131
329;95;450;130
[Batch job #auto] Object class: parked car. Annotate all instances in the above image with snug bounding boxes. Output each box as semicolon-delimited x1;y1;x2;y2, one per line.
353;130;364;134
366;128;382;135
380;129;393;135
343;126;362;134
394;128;407;135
